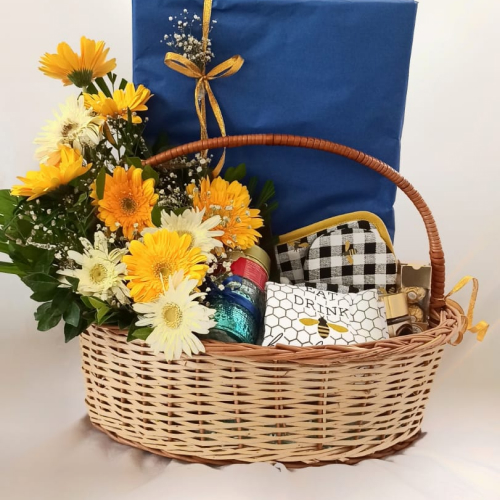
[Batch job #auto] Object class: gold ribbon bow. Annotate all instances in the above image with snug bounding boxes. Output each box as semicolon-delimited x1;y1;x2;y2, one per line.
446;276;489;345
164;0;244;177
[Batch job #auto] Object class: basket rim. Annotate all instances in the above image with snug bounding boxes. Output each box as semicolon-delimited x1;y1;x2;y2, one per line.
92;302;464;365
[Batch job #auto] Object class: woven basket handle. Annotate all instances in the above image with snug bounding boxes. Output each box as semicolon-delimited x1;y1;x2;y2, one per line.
143;134;446;312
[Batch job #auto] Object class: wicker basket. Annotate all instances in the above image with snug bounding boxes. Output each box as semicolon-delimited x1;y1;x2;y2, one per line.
80;134;467;467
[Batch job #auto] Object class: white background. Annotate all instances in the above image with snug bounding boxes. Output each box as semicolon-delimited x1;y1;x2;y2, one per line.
0;0;499;499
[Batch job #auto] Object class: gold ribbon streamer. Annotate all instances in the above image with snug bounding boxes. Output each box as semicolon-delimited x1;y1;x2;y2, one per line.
445;276;489;345
164;0;244;177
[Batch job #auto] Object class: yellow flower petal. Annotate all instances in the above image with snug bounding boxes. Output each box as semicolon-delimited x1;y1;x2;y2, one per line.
123;229;208;303
187;177;263;250
39;36;116;88
11;146;90;201
84;82;152;123
93;165;159;240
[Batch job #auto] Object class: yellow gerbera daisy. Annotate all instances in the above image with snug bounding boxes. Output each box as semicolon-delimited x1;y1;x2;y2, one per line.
187;177;263;250
90;166;159;240
84;83;152;123
123;229;208;303
39;36;116;88
11;146;91;201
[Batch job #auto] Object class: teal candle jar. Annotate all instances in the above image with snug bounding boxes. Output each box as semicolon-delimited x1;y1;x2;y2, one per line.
207;246;270;344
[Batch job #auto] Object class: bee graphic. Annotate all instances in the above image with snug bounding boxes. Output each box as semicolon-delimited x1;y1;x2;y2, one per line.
299;316;348;339
342;240;357;264
292;239;310;252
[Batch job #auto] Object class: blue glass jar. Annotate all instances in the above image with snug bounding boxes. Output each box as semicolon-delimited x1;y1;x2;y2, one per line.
207;246;270;344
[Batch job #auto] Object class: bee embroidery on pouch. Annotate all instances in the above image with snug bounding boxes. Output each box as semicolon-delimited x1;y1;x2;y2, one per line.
342;240;357;264
292;240;310;252
299;316;348;339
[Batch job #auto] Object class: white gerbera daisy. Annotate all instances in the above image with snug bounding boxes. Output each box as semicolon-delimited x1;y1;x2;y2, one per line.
35;95;104;164
59;232;130;305
142;207;223;257
133;270;216;361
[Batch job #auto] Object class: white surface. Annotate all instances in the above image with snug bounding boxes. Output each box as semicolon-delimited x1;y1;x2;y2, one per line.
1;0;499;499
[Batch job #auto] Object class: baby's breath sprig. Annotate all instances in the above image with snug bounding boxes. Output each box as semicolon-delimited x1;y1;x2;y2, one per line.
156;153;213;211
162;9;216;70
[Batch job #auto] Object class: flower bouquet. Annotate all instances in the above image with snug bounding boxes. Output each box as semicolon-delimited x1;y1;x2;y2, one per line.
0;36;275;361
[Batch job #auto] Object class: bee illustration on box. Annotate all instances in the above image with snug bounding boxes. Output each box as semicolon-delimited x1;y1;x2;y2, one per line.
299;316;348;339
342;240;357;264
292;239;310;252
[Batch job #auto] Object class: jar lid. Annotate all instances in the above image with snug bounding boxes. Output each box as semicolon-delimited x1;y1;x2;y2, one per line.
244;245;271;276
382;293;409;319
230;246;271;276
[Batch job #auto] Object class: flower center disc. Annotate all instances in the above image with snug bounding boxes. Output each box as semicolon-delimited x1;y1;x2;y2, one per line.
153;262;173;282
162;303;183;329
61;122;77;138
89;263;107;284
120;197;137;215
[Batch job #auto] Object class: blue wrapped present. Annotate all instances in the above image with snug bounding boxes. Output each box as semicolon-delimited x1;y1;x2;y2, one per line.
132;0;417;240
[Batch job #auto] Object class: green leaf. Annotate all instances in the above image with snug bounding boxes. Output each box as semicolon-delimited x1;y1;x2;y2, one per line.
96;305;111;324
95;167;107;200
64;319;88;343
85;82;99;95
261;200;279;219
224;163;246;183
34;250;55;274
119;78;128;91
142;164;159;185
34;302;52;321
66;276;80;292
247;176;258;198
0;261;23;276
30;289;58;302
88;297;109;310
63;301;81;327
17;218;33;239
51;287;73;312
151;204;161;227
127;107;133;123
125;156;143;169
94;77;112;98
22;273;59;293
0;242;9;254
107;72;117;85
80;296;93;308
127;322;139;342
36;303;62;332
255;180;276;209
128;327;153;342
0;189;17;224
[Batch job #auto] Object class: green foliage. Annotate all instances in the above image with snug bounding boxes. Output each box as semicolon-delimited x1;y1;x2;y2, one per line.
22;273;59;293
151;204;162;227
94;77;112;98
142;164;160;185
95;167;107;199
151;132;170;155
119;78;128;91
223;163;246;183
35;302;62;331
0;262;23;276
125;156;144;169
127;322;153;342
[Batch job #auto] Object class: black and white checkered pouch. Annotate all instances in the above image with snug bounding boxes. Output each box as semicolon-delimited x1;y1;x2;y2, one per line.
274;212;397;291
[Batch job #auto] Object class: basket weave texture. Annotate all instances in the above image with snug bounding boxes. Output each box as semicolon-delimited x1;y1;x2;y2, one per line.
80;134;465;466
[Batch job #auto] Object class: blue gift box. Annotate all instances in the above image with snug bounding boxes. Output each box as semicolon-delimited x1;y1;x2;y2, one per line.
132;0;417;240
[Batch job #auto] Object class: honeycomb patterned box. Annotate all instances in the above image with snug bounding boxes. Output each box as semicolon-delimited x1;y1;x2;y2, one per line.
263;283;388;347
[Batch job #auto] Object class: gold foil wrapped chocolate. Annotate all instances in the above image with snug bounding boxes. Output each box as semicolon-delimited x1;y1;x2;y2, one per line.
401;286;426;304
